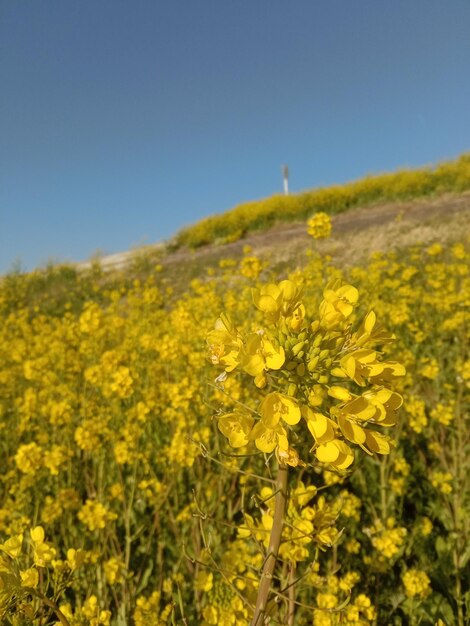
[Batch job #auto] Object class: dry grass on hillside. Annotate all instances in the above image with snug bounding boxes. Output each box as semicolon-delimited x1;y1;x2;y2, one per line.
156;191;469;288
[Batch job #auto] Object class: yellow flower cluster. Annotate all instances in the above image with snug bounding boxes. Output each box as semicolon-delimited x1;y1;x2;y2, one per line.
430;471;453;494
208;279;404;470
307;212;332;239
367;518;407;561
239;483;340;563
133;591;173;626
401;569;431;598
389;455;410;495
313;575;376;626
0;525;88;622
78;500;118;532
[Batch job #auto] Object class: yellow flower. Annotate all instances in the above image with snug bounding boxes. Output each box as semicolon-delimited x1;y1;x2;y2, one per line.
252;280;303;323
402;569;431;598
104;557;125;585
43;445;70;475
315;439;354;469
241;333;285;382
426;243;442;256
370;520;406;560
260;393;300;427
249;421;289;454
319;282;358;329
307;212;332;239
0;533;23;558
217;411;254;448
66;548;86;571
194;570;213;592
109;366;134;398
430;402;454;426
14;442;43;474
417;517;433;537
430;471;453;494
78;500;117;531
207;313;243;372
30;526;56;566
20;567;39;588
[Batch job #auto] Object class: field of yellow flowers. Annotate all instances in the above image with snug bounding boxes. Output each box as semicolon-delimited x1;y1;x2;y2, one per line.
0;204;469;625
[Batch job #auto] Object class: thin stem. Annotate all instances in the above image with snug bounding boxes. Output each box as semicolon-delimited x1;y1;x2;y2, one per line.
34;592;71;626
251;463;288;626
379;458;388;520
452;382;465;626
287;561;296;626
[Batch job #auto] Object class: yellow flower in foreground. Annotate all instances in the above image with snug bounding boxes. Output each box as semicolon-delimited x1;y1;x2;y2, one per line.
315;439;354;469
207;313;243;372
319;283;358;329
241;333;285;384
217;411;254;448
249;421;289;454
252;280;303;323
260;393;300;427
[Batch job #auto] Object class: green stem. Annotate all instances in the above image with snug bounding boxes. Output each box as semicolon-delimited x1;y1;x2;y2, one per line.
452;383;465;626
287;561;296;626
34;592;71;626
379;458;387;520
251;463;288;626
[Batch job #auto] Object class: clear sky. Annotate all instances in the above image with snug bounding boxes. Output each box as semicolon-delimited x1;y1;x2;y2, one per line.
1;0;470;273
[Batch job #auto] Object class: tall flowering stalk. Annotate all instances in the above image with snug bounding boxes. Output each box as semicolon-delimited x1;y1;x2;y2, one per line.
207;279;405;624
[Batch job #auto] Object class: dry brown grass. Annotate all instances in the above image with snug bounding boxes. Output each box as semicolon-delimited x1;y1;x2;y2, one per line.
159;191;470;284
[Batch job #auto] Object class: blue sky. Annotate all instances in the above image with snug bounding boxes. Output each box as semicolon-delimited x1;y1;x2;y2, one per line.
1;0;470;273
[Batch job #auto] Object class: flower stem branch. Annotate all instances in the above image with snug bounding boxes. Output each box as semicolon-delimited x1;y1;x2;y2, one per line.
251;463;288;626
34;592;71;626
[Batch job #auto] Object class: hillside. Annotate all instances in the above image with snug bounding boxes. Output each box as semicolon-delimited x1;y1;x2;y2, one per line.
80;190;469;279
4;188;468;320
163;190;470;277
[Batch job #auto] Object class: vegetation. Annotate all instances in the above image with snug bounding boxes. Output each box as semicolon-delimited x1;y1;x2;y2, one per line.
0;187;468;625
176;153;470;248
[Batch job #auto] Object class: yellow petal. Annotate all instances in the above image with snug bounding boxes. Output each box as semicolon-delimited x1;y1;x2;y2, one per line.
315;440;341;463
364;430;391;454
303;408;334;442
281;397;301;425
364;310;376;333
343;397;376;420
30;527;45;544
337;285;359;304
257;294;279;314
342;356;356;379
338;415;366;445
328;386;353;402
264;343;285;370
279;280;298;301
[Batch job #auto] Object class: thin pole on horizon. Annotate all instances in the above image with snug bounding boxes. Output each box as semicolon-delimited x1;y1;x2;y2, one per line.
282;164;289;195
